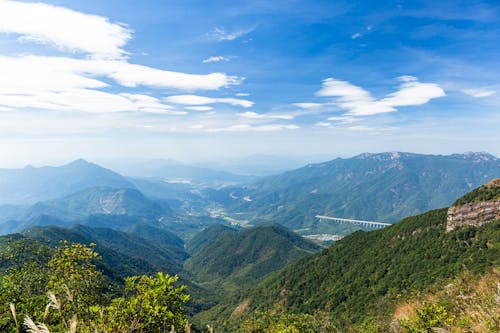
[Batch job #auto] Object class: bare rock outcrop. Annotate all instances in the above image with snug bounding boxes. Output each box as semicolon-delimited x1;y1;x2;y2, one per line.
446;178;500;232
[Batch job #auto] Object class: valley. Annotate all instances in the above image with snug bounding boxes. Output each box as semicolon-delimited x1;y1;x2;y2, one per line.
0;152;499;332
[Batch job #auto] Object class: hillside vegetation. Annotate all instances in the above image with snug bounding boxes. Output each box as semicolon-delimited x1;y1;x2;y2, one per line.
210;207;499;331
185;224;321;292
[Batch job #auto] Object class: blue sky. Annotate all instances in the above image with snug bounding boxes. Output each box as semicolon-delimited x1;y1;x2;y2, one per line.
0;0;499;167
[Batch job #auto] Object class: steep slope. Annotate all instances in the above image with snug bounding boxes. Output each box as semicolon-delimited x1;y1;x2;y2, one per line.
0;187;172;234
185;224;238;254
215;187;499;330
126;223;189;263
212;152;500;233
447;178;500;231
0;159;134;205
21;224;187;276
184;224;321;291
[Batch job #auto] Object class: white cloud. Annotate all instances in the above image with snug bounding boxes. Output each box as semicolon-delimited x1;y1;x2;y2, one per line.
239;111;294;120
347;125;372;131
0;0;131;59
207;27;252;41
203;56;230;63
236;93;250;97
461;88;496;98
0;55;241;113
315;122;331;127
347;125;396;133
207;124;299;132
165;94;254;108
351;33;362;39
0;2;243;115
327;116;359;123
108;62;239;90
316;76;445;116
293;102;324;109
185;106;214;111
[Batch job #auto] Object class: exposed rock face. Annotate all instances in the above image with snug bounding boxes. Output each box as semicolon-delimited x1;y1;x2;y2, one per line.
447;178;500;232
447;200;500;231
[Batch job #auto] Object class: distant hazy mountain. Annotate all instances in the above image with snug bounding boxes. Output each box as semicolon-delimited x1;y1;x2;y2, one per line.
109;159;256;188
184;224;321;290
210;152;500;232
206;154;329;176
0;186;172;234
0;159;134;205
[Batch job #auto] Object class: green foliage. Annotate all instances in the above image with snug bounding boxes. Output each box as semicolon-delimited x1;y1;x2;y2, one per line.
102;272;189;332
185;224;320;291
0;237;53;332
218;209;499;329
46;242;104;326
240;311;337;333
453;182;500;206
1;240;190;333
23;224;188;277
400;303;453;332
185;224;237;255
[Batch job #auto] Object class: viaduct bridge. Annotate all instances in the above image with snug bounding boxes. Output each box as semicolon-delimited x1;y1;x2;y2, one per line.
315;215;391;229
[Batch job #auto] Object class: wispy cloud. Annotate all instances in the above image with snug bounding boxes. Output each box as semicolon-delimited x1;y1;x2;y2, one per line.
327;115;359;123
207;124;299;132
461;88;496;98
351;32;362;39
165;94;254;108
316;76;445;116
0;0;131;59
0;55;240;113
185;106;214;111
202;56;230;63
293;102;324;109
239;111;294;120
207;27;253;41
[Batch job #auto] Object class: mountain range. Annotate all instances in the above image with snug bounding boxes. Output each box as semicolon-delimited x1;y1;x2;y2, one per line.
0;186;173;234
210;152;500;234
0;151;498;240
199;181;500;330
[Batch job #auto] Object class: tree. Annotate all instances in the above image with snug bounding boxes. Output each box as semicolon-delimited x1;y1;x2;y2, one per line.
102;272;189;332
45;242;104;328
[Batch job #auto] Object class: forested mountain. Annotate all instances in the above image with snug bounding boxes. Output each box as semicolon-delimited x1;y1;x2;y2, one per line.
210;152;500;233
185;224;238;255
0;187;172;234
205;184;500;331
184;224;321;292
0;159;134;205
21;224;187;276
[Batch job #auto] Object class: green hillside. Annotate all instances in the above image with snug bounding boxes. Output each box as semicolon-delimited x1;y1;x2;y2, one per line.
211;152;500;234
185;223;238;254
215;208;499;330
184;224;321;292
21;224;187;276
452;178;500;206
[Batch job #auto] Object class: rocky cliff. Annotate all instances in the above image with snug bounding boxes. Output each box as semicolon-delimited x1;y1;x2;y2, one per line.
446;178;500;231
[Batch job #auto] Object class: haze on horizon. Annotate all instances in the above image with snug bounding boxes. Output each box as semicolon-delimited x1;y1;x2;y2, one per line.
0;0;499;168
